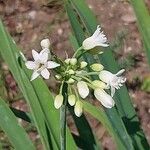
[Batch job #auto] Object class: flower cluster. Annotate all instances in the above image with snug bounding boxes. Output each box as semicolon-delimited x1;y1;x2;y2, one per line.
25;39;60;81
25;25;126;117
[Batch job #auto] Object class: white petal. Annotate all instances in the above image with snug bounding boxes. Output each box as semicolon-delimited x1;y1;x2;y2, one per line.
99;70;114;84
41;48;50;54
47;61;60;69
111;86;116;97
77;81;89;99
116;69;125;76
25;61;37;70
94;89;115;108
92;25;101;37
39;51;48;63
82;37;95;50
32;49;39;61
97;43;109;47
31;71;40;81
40;68;50;79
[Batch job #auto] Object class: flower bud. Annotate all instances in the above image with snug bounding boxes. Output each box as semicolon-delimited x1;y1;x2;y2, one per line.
40;39;50;49
90;63;104;72
70;58;77;65
66;78;75;84
94;89;115;108
68;69;75;75
77;81;89;99
65;58;70;64
55;74;62;80
92;80;107;89
74;101;83;117
68;94;76;106
54;94;63;109
80;61;87;69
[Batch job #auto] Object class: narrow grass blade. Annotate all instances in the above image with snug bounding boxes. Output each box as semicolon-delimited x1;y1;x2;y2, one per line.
0;20;77;150
69;106;101;150
130;0;150;65
67;0;149;149
0;97;35;150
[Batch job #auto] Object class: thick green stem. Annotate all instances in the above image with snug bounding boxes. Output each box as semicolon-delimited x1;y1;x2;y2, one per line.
60;82;68;150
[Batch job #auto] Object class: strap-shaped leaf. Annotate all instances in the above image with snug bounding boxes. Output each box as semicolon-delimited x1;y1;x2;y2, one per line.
0;97;35;150
0;20;77;150
130;0;150;65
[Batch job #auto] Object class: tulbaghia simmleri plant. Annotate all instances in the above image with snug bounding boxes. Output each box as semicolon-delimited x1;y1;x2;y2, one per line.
25;25;126;117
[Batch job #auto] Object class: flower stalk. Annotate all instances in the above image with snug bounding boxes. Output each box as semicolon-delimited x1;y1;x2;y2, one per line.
60;82;68;150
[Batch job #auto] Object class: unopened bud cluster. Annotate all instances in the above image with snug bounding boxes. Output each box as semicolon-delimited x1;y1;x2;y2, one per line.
25;26;126;117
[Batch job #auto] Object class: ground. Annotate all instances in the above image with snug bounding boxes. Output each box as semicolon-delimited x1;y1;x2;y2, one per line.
0;0;150;149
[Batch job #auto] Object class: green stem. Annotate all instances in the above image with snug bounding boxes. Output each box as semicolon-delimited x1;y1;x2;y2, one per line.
77;49;87;59
72;46;83;58
80;72;99;76
60;82;68;150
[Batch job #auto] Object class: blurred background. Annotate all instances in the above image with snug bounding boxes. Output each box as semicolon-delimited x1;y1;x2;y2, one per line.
0;0;150;149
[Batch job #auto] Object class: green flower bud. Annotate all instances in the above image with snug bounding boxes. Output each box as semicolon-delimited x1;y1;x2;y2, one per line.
74;100;83;117
55;74;62;80
54;94;63;109
92;80;107;89
68;94;76;106
80;61;88;69
90;63;104;72
65;58;70;64
70;58;77;65
68;69;75;75
66;78;75;84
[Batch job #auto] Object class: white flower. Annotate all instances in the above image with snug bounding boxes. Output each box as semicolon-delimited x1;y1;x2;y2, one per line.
54;94;63;109
77;81;89;99
82;25;109;50
99;69;126;97
25;49;60;81
74;101;83;117
40;38;50;49
94;88;115;108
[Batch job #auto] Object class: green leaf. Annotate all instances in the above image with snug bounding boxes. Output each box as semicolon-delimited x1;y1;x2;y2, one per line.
83;101;129;150
69;106;101;150
130;0;150;65
0;20;77;150
0;97;35;150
